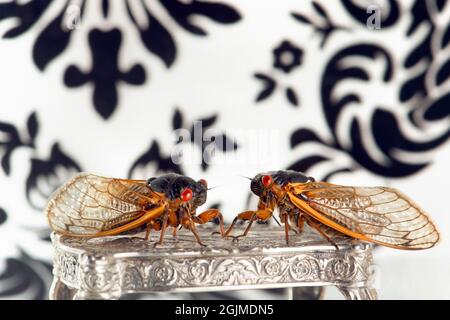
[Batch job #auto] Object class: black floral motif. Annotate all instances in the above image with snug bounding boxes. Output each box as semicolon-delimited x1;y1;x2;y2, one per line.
254;40;303;107
128;141;183;179
0;0;242;120
401;0;450;122
0;251;52;300
26;143;82;210
289;128;353;181
64;28;146;119
0;207;7;225
292;1;349;48
0;1;53;39
289;40;449;179
0;112;38;175
273;40;304;73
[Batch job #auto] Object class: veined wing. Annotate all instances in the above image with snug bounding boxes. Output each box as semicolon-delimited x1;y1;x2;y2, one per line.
287;182;439;249
45;172;160;235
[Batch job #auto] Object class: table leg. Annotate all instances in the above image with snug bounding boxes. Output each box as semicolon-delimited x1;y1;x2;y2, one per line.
289;287;325;300
337;286;378;300
49;277;77;300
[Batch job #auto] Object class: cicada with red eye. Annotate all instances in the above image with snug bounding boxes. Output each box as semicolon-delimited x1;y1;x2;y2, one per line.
224;170;440;250
45;173;225;246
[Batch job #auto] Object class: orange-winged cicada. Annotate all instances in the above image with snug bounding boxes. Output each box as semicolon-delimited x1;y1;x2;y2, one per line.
224;170;440;250
45;172;225;246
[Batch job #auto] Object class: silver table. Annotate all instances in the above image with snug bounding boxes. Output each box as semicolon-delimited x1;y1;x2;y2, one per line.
49;225;378;300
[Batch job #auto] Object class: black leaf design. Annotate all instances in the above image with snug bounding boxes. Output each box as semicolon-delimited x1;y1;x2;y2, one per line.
291;13;313;25
0;112;37;175
0;122;22;175
26;112;39;147
292;3;349;48
0;207;7;225
436;59;450;86
160;0;242;36
322;168;352;182
0;0;52;38
287;155;329;173
172;108;184;130
290;128;326;147
0;252;52;300
102;0;109;18
404;31;432;69
312;1;329;20
128;141;182;179
254;73;276;102
424;92;450;121
26;143;82;210
442;24;450;48
285;87;299;106
32;3;77;71
196;115;218;129
126;1;176;67
400;72;426;102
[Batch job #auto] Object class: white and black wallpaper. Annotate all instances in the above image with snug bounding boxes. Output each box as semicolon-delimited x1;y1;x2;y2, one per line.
0;0;449;299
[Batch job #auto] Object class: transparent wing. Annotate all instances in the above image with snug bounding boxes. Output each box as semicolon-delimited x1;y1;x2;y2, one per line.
288;182;439;249
45;172;159;235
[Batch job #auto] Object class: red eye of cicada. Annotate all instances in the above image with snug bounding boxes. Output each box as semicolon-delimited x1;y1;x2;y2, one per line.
181;188;193;202
261;175;273;187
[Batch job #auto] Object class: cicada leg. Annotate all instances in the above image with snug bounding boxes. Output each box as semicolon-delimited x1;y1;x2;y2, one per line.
172;226;178;237
226;209;273;240
153;210;169;247
144;224;151;241
188;221;207;247
144;220;161;241
192;209;225;237
283;212;291;245
304;215;339;250
297;213;305;233
224;197;275;239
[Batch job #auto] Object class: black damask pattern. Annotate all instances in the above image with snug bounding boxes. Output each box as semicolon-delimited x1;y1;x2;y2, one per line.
0;112;38;175
1;0;449;301
0;0;242;119
26;143;82;210
0;252;52;300
287;1;449;180
64;28;146;119
129;108;238;177
254;40;303;107
0;207;7;225
292;1;349;48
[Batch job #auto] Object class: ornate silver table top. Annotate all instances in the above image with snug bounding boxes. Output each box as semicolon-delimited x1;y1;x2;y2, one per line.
50;225;377;300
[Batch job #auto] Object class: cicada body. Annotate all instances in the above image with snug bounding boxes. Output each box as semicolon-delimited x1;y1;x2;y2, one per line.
45;173;224;246
225;170;439;250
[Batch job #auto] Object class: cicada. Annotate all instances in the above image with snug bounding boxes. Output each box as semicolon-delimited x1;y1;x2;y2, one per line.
45;173;225;246
224;170;439;250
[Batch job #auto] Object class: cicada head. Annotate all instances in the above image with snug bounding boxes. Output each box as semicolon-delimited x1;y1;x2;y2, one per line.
148;173;207;209
250;170;313;196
